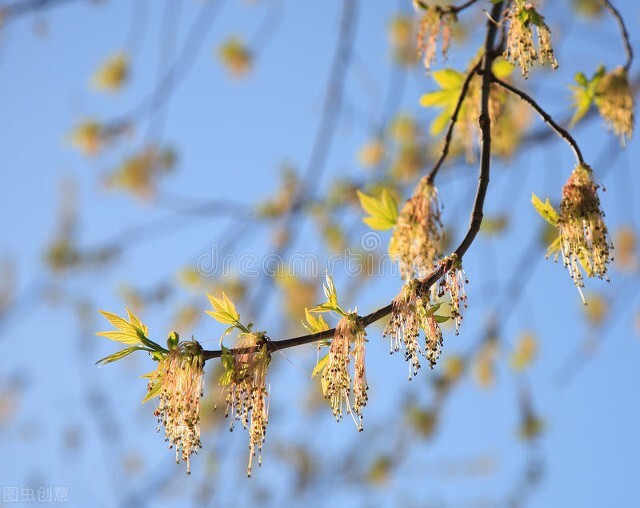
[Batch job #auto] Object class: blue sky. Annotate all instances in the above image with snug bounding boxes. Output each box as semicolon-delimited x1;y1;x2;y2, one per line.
1;0;639;506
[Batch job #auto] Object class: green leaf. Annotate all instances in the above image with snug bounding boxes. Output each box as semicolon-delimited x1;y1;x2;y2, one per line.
218;369;233;387
96;346;147;366
419;68;466;136
531;193;559;226
419;89;460;108
141;378;162;403
431;69;463;89
357;189;398;231
492;57;515;79
545;234;562;259
527;8;546;27
206;292;241;325
569;86;593;127
302;308;330;333
432;314;450;323
311;353;330;378
574;72;588;87
97;309;147;345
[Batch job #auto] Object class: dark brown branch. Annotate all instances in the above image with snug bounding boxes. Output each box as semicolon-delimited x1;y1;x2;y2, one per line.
202;1;506;363
427;60;482;184
416;0;479;15
490;75;585;166
452;1;503;259
448;0;480;15
600;0;633;72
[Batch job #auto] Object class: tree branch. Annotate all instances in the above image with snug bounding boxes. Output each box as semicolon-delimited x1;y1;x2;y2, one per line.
427;59;482;185
599;0;633;72
490;75;585;165
448;0;480;15
452;1;503;259
202;1;506;363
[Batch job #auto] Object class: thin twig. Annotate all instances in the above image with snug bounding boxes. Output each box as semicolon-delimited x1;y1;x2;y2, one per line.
448;0;480;15
202;1;506;362
599;0;633;72
491;75;585;165
415;0;479;15
452;1;503;259
427;59;482;184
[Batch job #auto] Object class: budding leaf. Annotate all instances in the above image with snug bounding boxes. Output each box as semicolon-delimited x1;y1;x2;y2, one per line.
302;308;330;333
96;346;147;366
206;292;241;325
311;353;330;378
531;193;559;226
569;66;606;127
546;234;562;259
311;274;347;315
97;309;148;346
141;377;163;403
357;189;398;231
492;57;515;79
420;68;465;136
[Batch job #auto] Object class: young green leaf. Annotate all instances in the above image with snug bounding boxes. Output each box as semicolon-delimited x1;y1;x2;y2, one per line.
97;309;147;345
357;189;398;230
95;346;148;366
311;353;330;378
302;308;330;333
141;378;162;403
419;68;466;136
531;193;559;226
206;292;241;325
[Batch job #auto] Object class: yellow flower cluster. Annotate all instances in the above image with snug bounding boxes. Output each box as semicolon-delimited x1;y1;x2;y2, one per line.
596;66;635;144
150;340;204;475
384;279;443;378
223;332;271;477
417;6;455;71
321;315;368;430
559;164;613;293
390;177;443;280
504;2;558;78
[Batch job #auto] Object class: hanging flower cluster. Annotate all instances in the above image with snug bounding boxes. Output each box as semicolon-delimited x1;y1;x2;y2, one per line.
320;314;368;429
390;176;444;280
504;1;558;78
306;274;369;430
437;254;468;335
220;331;271;477
416;5;456;71
150;339;205;475
558;164;613;293
596;66;635;144
384;279;444;378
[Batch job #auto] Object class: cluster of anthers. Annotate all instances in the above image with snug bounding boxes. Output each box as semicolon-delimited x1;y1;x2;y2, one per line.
416;5;455;71
384;279;443;379
151;340;204;475
223;332;271;477
321;314;368;430
504;1;558;78
597;66;635;144
558;164;614;298
390;176;444;280
437;254;468;335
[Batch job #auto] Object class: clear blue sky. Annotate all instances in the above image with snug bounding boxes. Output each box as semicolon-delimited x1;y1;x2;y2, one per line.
1;1;639;506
